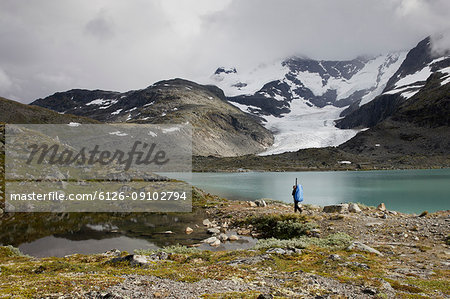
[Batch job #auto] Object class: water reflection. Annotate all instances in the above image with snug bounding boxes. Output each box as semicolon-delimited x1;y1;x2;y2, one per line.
0;210;256;257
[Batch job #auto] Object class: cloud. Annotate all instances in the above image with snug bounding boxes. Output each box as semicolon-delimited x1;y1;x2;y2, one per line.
84;13;115;41
0;0;448;103
0;68;12;90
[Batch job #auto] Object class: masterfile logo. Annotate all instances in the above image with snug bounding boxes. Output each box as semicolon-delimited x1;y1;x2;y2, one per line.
5;123;192;212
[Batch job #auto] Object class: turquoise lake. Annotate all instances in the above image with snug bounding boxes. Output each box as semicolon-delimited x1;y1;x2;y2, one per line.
166;169;450;214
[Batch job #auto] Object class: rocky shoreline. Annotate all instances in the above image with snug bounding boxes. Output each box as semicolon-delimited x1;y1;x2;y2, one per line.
0;192;449;298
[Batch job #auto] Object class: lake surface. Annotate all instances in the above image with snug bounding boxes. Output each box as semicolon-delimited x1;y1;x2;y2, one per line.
165;169;450;214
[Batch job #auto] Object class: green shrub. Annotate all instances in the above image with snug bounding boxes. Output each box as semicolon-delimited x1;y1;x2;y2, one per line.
254;233;353;250
135;245;201;255
240;213;314;239
0;245;28;258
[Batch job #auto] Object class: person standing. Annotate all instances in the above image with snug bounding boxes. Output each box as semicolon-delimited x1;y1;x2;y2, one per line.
292;183;303;213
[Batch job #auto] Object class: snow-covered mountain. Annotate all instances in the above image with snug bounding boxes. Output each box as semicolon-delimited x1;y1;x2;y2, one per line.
206;52;407;155
337;36;450;130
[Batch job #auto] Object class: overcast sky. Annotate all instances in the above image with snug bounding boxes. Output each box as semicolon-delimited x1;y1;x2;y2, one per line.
1;0;449;103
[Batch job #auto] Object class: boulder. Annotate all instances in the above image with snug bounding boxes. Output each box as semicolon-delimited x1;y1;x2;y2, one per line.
323;204;348;213
102;249;121;258
229;235;239;241
347;242;383;256
218;233;228;242
202;236;218;244
248;201;257;207
349;203;361;213
108;254;155;267
207;228;220;235
267;248;286;255
377;203;386;211
210;239;221;247
130;255;151;267
255;199;267;207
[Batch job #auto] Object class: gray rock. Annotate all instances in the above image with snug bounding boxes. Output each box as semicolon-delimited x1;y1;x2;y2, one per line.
349;203;361;213
218;233;228;241
202;236;218;244
210;239;221;247
255;199;267;207
108;254;153;267
266;248;286;255
149;251;168;261
130;255;151;267
347;242;383;256
102;249;121;257
329;254;341;261
323;204;348;213
207;228;220;235
202;219;212;226
229;235;239;241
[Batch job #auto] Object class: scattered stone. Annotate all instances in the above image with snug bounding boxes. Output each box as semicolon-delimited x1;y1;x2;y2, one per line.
419;211;428;217
365;222;383;227
310;228;321;237
202;219;212;226
0;208;3;216
362;288;377;295
162;231;173;234
255;199;267;207
229;235;239;241
218;233;228;242
323;204;349;213
349;203;361;213
185;227;193;234
108;254;154;267
266;248;286;255
210;239;221;247
347;242;383;256
221;222;229;229
389;210;398;215
207;228;220;235
377;203;386;211
130;255;152;267
257;294;273;299
102;249;121;258
248;201;257;207
237;228;251;235
202;237;218;244
382;213;388;219
349;254;365;259
329;254;341;261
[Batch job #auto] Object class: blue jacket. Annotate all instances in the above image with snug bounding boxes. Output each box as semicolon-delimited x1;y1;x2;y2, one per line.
294;184;303;202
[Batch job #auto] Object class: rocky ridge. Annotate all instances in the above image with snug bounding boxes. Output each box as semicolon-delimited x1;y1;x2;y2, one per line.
31;79;273;157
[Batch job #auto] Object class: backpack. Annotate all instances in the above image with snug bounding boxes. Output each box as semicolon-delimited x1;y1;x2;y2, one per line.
294;184;303;202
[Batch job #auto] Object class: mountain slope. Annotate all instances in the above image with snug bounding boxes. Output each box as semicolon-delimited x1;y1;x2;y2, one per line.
339;73;450;157
337;37;450;129
31;79;273;157
0;96;99;124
